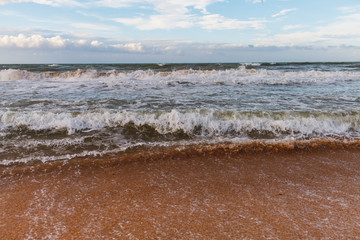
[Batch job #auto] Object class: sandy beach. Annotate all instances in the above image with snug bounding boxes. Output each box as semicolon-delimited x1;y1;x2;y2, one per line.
1;147;360;239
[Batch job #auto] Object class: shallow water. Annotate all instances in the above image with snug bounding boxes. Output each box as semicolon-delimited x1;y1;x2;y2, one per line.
1;149;360;239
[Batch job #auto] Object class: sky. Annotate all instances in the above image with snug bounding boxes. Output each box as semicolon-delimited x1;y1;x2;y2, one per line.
1;0;360;63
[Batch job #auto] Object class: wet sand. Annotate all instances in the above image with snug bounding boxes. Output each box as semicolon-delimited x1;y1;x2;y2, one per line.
1;149;360;239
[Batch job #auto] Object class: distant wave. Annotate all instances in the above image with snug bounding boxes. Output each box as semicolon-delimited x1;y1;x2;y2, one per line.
1;67;360;85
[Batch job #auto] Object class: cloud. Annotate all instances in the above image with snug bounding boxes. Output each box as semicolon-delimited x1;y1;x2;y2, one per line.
92;0;139;8
272;8;296;18
0;9;24;16
0;0;267;31
115;14;265;31
338;5;360;14
0;0;83;7
257;13;360;47
316;13;360;38
70;23;117;32
0;0;226;14
0;34;147;53
0;34;68;48
199;14;266;30
0;34;256;55
256;31;323;47
252;0;265;3
111;0;264;31
90;40;103;47
283;24;307;31
112;43;144;52
2;34;360;63
96;0;224;14
114;15;194;30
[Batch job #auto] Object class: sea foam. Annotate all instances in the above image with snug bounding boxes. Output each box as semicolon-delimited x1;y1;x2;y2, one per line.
1;109;359;139
1;67;359;86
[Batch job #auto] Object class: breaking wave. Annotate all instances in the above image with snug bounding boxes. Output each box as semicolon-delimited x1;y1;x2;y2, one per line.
1;67;360;85
1;109;359;140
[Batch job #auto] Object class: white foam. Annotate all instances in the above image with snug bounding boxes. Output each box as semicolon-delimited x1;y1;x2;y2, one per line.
1;67;360;85
4;137;86;150
1;109;359;139
0;69;38;81
0;140;176;165
1;150;106;165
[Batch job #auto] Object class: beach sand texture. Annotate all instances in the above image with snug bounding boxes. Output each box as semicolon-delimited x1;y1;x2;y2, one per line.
1;148;360;239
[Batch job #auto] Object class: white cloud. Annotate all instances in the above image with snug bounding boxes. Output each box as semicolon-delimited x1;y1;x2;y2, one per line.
75;39;87;46
0;34;67;48
115;13;265;31
0;9;23;16
114;14;194;30
92;0;139;8
96;0;224;14
199;14;266;30
251;0;265;3
111;0;263;31
70;23;117;32
112;43;144;52
0;34;146;53
316;14;360;38
2;33;360;63
0;0;268;15
256;31;324;47
0;0;83;7
272;8;296;18
0;0;266;31
113;17;143;27
283;24;307;31
199;43;249;50
338;5;360;14
91;40;103;47
257;13;360;47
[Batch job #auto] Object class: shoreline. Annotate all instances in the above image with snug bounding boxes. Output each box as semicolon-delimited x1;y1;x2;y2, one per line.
1;148;360;239
2;139;360;176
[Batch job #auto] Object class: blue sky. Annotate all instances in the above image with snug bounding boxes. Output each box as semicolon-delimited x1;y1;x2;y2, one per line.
0;0;360;63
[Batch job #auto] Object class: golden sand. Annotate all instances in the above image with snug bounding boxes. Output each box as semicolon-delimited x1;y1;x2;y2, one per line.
1;149;360;239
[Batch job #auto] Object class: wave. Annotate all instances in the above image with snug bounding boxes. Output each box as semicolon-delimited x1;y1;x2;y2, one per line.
1;109;359;140
1;108;359;166
1;67;360;85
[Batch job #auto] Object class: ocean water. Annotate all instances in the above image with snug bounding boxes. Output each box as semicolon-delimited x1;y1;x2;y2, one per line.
1;62;360;165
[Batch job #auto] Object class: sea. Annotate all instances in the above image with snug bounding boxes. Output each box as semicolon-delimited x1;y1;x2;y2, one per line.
1;62;360;167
